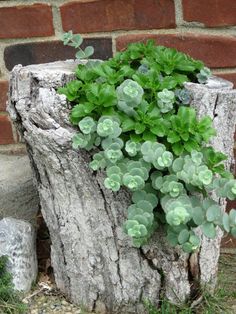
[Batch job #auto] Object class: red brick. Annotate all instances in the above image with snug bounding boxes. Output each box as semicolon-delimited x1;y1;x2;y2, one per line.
60;0;176;33
4;39;112;71
116;33;236;68
215;72;236;88
0;115;15;144
0;4;54;39
183;0;236;27
0;81;8;112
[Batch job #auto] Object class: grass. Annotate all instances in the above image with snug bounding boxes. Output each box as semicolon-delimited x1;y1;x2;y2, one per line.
0;252;235;313
144;299;192;314
0;256;28;314
144;286;236;314
144;286;234;314
144;252;236;314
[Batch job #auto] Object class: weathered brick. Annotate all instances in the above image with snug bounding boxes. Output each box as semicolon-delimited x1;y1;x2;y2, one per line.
116;33;236;68
0;81;8;112
60;0;175;33
0;4;54;39
0;115;15;144
4;39;112;71
215;72;236;88
183;0;236;27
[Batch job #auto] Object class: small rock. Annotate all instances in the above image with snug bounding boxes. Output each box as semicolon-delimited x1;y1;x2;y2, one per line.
0;217;37;292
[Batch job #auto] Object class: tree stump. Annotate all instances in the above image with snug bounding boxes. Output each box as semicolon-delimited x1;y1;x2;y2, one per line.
8;61;236;313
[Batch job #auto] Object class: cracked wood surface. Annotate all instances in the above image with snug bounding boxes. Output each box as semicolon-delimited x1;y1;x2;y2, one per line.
8;61;236;313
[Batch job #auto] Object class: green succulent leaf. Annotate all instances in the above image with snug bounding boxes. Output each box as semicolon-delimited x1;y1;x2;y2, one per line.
178;229;190;244
79;116;96;134
104;174;121;192
201;222;216;239
117;79;144;107
206;205;221;223
222;213;230;233
192;207;205;225
84;46;94;58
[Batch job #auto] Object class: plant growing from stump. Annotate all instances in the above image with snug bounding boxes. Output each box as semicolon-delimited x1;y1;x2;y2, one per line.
59;31;236;253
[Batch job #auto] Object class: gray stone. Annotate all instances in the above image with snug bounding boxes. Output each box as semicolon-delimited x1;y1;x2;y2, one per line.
0;154;39;292
0;154;39;223
0;217;37;292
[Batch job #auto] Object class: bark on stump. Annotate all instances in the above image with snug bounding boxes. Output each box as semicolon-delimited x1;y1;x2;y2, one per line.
8;61;236;313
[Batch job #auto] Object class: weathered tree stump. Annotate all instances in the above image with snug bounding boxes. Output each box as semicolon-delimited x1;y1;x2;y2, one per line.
8;61;236;313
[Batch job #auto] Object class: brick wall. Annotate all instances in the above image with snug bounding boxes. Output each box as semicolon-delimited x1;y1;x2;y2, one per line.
0;1;236;245
1;0;236;148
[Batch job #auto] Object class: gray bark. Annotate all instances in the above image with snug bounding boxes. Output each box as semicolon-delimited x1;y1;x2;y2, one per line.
185;79;236;291
8;61;236;313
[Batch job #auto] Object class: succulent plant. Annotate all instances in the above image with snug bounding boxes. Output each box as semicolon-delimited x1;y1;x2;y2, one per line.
124;193;157;247
60;37;236;252
123;174;145;191
116;79;144;106
138;64;149;74
104;174;121;192
171;151;213;188
125;140;141;157
72;133;96;150
104;143;123;164
157;88;175;113
161;195;193;226
197;67;211;84
79;116;96;134
175;88;192;105
213;178;236;200
89;152;107;171
97;117;122;138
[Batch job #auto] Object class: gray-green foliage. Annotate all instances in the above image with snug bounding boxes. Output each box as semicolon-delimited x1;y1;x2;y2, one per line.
197;67;211;84
175;88;192;105
72;113;236;252
157;88;175;113
60;37;236;252
117;79;144;117
172;151;213;188
62;31;94;60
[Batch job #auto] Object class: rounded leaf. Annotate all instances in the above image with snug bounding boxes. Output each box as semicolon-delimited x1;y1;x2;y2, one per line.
84;46;94;58
222;213;230;233
178;229;190;244
201;222;216;239
206;205;221;222
136;200;154;212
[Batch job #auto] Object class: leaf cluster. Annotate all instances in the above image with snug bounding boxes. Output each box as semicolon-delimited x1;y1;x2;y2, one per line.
62;31;94;60
59;36;236;252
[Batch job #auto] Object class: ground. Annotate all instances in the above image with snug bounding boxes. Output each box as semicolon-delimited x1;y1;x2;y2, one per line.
18;250;236;314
